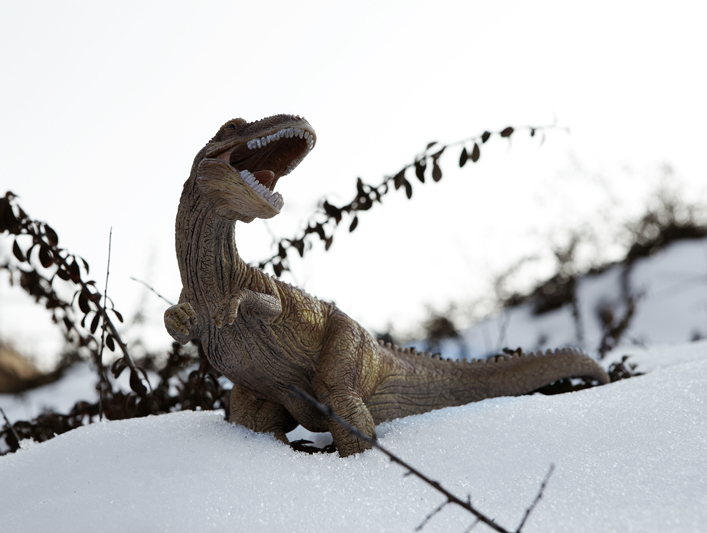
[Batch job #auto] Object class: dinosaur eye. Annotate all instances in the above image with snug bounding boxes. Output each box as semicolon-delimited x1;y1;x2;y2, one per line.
227;124;236;129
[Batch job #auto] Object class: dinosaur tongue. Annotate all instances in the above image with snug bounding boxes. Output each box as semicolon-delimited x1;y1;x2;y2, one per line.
252;170;276;189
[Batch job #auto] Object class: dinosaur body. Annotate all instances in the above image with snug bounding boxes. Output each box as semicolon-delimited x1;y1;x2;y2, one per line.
165;115;609;457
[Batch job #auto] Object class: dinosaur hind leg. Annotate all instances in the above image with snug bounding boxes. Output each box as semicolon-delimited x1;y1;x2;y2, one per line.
229;384;298;444
313;311;380;457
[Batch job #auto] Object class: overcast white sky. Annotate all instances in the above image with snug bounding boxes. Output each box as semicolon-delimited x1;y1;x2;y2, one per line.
1;1;706;362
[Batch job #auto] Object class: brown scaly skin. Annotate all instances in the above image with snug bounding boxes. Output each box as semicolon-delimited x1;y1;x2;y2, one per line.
165;114;610;457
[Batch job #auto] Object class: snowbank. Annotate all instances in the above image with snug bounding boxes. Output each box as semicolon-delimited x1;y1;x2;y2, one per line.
1;343;706;532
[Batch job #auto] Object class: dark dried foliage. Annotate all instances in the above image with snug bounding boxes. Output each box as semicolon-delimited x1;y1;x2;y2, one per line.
528;352;643;396
258;123;560;276
2;342;228;455
0;194;227;455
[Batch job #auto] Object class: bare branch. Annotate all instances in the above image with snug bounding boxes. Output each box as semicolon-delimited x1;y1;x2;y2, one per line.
0;407;20;445
130;276;175;306
415;501;450;531
288;385;511;533
515;464;555;533
261;122;566;276
96;227;113;420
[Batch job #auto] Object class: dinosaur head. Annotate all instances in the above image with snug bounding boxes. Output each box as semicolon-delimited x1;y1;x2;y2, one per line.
195;114;316;222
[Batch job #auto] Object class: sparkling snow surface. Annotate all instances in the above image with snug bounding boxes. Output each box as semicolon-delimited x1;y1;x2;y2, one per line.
1;341;706;532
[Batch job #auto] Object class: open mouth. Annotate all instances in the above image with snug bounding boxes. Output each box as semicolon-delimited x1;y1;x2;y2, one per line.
211;124;316;212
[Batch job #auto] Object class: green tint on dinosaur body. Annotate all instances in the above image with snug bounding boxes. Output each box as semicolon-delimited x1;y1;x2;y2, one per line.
165;115;609;457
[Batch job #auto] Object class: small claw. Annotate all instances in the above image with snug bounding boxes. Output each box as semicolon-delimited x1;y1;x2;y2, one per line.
213;297;240;328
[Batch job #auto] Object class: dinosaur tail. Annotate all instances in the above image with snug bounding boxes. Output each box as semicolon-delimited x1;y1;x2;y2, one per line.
366;346;609;424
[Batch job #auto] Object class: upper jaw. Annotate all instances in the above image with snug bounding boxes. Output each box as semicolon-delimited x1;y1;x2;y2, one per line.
198;117;316;220
205;118;316;183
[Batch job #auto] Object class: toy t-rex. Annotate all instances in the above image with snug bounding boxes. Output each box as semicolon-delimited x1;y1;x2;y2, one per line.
164;114;609;457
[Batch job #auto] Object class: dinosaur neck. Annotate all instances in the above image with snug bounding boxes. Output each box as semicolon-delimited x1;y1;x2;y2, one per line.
175;178;248;313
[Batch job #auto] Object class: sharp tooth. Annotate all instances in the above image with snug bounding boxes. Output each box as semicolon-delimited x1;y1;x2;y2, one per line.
304;131;310;139
261;136;267;146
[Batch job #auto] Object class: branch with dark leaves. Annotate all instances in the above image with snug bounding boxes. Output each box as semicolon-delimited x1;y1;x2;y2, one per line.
260;122;565;277
0;191;149;397
288;385;553;533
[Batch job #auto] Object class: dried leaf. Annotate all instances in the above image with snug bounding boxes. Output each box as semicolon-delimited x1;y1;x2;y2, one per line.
68;260;81;282
39;245;53;268
349;216;359;232
481;131;491;143
113;309;124;323
426;141;437;150
356;195;372;211
459;147;468;168
273;262;284;277
415;159;426;183
78;291;91;314
324;236;333;251
129;368;147;396
356;177;366;197
111;358;127;378
432;161;442;182
430;147;445;160
290;239;305;257
471;142;480;163
393;169;406;190
12;240;25;262
500;126;514;138
105;333;115;352
0;198;18;233
322;200;339;218
404;179;413;199
56;268;70;281
90;313;100;334
43;224;59;246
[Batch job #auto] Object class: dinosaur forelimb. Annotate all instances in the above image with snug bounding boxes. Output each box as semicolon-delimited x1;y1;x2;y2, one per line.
213;289;282;328
164;302;198;345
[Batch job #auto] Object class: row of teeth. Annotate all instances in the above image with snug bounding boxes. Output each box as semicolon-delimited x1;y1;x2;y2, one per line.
246;128;314;150
239;169;284;210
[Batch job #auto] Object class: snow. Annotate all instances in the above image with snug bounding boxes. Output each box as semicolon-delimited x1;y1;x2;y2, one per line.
1;341;706;532
430;238;707;360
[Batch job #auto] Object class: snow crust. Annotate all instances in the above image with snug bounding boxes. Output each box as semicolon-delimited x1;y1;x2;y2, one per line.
434;238;707;360
2;343;706;532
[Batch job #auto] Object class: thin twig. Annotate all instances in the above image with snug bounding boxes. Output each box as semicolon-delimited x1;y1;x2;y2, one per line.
97;227;113;420
515;464;555;533
288;385;511;533
415;501;449;531
465;518;481;532
130;276;174;306
0;407;21;446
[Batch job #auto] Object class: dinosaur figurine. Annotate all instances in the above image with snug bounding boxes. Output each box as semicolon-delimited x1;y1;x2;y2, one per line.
164;114;609;457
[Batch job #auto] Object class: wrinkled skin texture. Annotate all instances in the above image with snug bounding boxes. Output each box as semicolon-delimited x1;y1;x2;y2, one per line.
165;115;610;457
